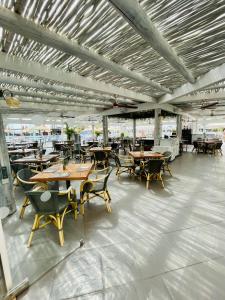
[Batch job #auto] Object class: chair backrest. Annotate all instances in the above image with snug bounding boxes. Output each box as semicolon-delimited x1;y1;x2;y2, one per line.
216;142;223;149
102;166;113;190
111;143;118;150
17;168;37;191
162;151;172;162
94;151;106;161
114;155;121;167
55;144;62;151
10;154;23;161
11;163;27;175
144;159;164;174
81;166;112;194
25;190;64;214
193;141;198;148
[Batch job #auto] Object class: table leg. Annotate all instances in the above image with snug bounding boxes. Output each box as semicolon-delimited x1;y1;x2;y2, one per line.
66;180;70;189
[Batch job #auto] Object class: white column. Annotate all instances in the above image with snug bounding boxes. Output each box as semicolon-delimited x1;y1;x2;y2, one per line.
102;116;108;145
0;114;16;214
91;124;95;141
154;109;161;146
133;118;136;146
176;115;182;141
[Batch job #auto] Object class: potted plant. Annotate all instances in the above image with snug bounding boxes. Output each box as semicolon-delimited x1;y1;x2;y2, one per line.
94;130;102;140
64;123;75;141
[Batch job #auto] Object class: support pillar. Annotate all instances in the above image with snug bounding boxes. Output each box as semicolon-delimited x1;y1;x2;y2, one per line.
154;109;161;146
102;116;108;146
0;114;16;214
176;115;182;141
133;118;136;146
91;124;95;141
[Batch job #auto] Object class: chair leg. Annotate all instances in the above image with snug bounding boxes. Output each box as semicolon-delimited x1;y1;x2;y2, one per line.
27;214;39;247
146;174;150;189
80;196;85;216
104;191;112;213
56;214;64;246
159;174;164;188
167;164;172;176
106;190;111;202
19;196;30;219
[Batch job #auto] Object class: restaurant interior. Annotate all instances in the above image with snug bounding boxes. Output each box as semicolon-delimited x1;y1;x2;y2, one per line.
1;1;225;299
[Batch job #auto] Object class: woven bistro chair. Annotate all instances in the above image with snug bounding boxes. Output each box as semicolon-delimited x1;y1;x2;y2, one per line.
25;188;78;247
215;141;223;155
192;141;199;153
17;168;40;219
162;151;172;176
136;159;165;189
80;167;112;215
114;154;135;177
93;151;108;169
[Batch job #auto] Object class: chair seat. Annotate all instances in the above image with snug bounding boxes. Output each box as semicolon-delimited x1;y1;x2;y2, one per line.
92;181;104;193
134;166;143;175
121;162;134;167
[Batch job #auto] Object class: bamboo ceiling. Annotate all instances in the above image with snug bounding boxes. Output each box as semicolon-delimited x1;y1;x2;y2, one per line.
0;0;225;114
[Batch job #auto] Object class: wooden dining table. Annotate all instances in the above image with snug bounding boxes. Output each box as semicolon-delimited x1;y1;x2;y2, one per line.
30;163;93;187
90;147;112;152
13;154;59;164
8;148;38;156
129;151;164;160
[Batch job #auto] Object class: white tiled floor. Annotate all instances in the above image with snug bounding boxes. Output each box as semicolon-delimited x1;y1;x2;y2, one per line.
3;152;225;299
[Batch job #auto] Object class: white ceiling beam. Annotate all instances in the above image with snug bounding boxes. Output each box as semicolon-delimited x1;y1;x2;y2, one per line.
159;62;225;104
101;102;185;116
0;101;99;113
17;96;108;109
8;89;112;107
0;6;170;93
108;0;195;83
202;84;225;90
0;52;154;103
171;91;225;104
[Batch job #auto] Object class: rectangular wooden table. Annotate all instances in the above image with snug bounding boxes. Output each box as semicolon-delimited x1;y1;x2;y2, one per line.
30;163;93;187
129;151;163;160
90;147;112;152
13;154;59;164
8;149;38;156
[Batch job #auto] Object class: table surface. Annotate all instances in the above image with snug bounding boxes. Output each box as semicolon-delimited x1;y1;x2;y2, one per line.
195;140;220;144
129;151;163;159
8;148;38;155
31;163;93;182
90;147;112;152
13;154;59;164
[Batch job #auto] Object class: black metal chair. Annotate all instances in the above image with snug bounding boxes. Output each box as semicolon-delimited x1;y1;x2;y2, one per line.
94;151;108;169
162;151;172;176
17;168;39;219
25;189;78;247
136;159;165;189
114;155;135;177
80;167;112;215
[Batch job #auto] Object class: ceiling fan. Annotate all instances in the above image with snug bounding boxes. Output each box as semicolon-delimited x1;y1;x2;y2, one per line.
200;101;218;110
0;89;21;108
111;95;138;109
60;113;76;119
